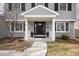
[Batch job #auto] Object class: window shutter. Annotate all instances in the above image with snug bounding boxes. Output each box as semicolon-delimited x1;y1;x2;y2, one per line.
31;3;35;8
24;23;25;31
11;23;14;31
21;3;25;11
44;3;48;7
54;3;58;11
8;3;12;11
68;3;72;11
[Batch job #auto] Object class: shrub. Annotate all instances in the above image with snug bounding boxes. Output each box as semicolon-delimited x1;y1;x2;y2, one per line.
61;35;69;40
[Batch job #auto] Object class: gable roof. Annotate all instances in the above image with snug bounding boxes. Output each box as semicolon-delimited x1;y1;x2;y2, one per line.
21;5;59;17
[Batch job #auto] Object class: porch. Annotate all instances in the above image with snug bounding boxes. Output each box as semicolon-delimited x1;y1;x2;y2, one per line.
21;5;59;42
24;17;55;42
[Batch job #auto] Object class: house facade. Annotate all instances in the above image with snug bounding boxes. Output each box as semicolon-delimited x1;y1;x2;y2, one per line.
0;3;78;42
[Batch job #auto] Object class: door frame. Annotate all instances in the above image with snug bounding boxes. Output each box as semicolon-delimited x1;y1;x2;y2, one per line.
34;22;46;35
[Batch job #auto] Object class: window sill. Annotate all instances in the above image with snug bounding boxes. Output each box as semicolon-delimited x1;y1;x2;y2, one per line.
55;31;70;33
10;31;25;33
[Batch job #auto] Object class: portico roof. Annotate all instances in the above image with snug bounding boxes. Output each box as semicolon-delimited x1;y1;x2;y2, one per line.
21;5;59;17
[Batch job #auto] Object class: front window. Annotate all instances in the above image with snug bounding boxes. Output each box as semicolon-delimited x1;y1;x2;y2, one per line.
55;22;69;32
10;22;25;32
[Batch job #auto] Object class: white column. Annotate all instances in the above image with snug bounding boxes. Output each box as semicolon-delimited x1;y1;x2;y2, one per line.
52;17;55;41
25;18;28;40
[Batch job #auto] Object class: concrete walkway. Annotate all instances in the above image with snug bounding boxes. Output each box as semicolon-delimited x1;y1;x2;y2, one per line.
0;42;47;56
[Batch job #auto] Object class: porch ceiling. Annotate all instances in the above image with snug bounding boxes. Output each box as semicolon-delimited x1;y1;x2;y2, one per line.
21;5;59;17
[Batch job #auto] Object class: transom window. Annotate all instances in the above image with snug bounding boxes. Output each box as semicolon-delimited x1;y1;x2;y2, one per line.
10;22;25;32
55;22;69;32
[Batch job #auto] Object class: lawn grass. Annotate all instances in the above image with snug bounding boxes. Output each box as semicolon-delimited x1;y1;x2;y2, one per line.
47;39;79;56
0;38;32;52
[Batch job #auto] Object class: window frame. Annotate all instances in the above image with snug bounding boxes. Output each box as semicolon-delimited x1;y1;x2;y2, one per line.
10;22;25;32
8;3;13;11
59;3;66;11
55;22;70;33
20;3;25;11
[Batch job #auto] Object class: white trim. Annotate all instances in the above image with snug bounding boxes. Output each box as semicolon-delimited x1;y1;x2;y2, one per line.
24;15;56;17
9;22;11;32
20;3;21;11
55;19;76;21
5;19;77;21
21;5;59;16
5;19;25;21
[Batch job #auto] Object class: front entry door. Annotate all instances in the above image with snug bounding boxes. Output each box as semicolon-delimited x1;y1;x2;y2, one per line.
34;22;46;35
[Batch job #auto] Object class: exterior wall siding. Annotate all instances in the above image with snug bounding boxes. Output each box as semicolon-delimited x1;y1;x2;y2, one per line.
57;3;76;19
12;32;25;37
0;19;9;39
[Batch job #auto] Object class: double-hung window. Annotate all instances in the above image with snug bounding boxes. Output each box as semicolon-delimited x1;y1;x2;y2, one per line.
55;22;69;32
60;3;66;10
10;22;25;32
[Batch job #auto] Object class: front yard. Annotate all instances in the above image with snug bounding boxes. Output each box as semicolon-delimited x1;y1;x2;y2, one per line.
47;39;79;56
0;38;32;52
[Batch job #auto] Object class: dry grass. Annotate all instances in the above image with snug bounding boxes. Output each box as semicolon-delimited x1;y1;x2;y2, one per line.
0;37;32;52
47;39;79;56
